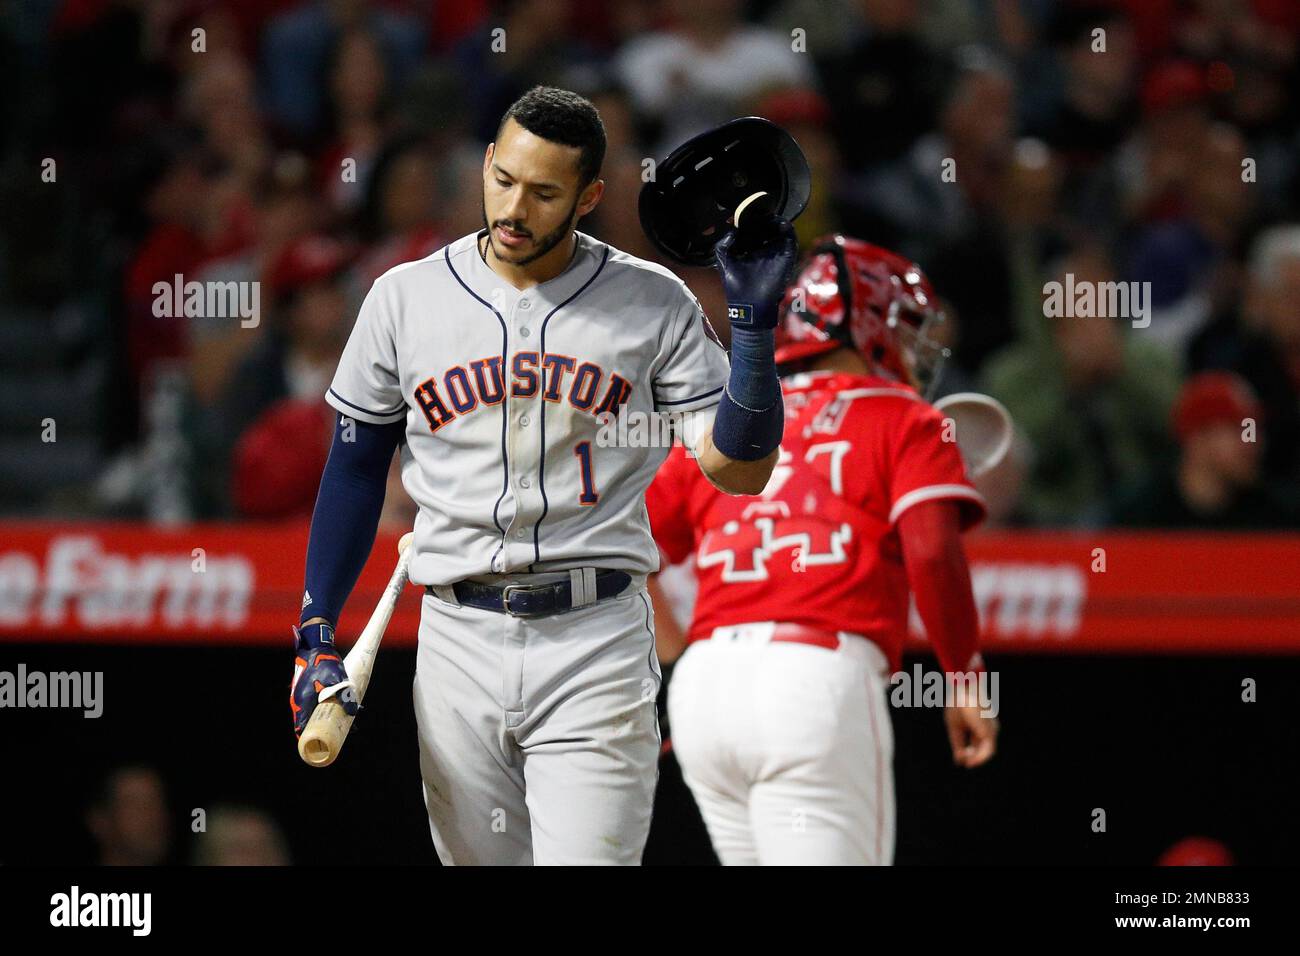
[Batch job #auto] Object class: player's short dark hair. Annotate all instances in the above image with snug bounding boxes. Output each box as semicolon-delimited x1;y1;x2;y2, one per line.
497;86;606;186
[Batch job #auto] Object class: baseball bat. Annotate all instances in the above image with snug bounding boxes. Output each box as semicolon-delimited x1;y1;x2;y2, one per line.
298;531;415;768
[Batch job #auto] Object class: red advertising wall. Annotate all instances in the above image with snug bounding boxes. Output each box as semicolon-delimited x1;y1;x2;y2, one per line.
1;524;1297;653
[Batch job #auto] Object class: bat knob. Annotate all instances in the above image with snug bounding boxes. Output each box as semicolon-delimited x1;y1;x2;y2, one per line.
298;731;338;768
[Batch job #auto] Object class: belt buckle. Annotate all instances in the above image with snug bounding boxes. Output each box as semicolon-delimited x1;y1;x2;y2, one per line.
500;583;542;617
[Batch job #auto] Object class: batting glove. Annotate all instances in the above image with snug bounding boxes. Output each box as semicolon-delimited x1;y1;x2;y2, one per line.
713;214;799;330
290;622;358;738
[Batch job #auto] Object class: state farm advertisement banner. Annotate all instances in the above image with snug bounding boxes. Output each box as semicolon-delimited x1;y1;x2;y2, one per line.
0;524;424;647
0;524;1298;653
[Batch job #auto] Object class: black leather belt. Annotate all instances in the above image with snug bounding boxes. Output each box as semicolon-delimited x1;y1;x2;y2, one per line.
426;570;633;617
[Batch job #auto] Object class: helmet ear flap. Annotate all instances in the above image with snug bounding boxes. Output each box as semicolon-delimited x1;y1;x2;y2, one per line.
805;236;856;352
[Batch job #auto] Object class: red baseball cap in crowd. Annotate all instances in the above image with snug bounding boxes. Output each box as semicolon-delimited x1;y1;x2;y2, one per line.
264;235;354;302
232;399;334;519
1172;371;1261;443
1141;61;1209;115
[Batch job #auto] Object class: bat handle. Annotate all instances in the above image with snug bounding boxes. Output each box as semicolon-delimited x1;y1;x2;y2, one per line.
298;699;354;767
297;531;415;768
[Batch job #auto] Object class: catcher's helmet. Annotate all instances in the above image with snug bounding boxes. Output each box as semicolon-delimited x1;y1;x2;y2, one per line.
639;117;811;267
775;235;949;392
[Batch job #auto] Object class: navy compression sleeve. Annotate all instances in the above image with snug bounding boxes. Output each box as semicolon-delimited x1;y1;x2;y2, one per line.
711;325;784;461
299;414;405;626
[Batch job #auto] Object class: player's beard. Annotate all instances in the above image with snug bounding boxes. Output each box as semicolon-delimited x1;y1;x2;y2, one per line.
481;196;580;267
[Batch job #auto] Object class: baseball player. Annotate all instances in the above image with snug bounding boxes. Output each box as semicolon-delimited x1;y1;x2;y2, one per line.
646;235;999;865
288;86;798;865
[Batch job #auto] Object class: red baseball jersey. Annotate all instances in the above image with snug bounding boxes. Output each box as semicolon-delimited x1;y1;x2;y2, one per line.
646;370;986;670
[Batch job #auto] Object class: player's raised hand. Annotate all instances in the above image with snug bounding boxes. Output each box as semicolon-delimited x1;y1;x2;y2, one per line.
290;622;359;738
713;215;799;329
943;703;999;768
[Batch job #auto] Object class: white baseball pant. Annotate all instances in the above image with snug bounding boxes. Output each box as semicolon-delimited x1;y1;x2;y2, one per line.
413;575;662;865
667;622;896;865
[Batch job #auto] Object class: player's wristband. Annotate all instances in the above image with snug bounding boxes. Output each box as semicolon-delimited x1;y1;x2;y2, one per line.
294;622;336;651
724;321;780;412
710;321;783;462
711;386;784;461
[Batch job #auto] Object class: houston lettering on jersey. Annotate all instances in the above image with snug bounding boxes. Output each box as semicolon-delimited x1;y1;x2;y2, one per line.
413;353;634;434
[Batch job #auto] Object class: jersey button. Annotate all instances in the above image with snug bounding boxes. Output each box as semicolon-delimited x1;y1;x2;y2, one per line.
515;529;526;538
520;327;531;337
519;299;532;310
520;477;531;488
520;415;530;426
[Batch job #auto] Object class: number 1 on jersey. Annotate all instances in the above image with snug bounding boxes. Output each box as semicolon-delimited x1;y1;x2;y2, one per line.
574;441;599;506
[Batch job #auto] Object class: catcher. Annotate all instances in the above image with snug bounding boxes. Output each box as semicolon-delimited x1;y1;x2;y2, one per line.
646;235;999;865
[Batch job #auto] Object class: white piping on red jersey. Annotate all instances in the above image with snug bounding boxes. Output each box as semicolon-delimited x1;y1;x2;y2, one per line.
889;483;986;525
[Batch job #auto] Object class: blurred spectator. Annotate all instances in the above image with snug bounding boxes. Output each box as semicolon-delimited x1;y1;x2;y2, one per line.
764;0;865;61
85;765;172;866
232;399;334;520
189;234;354;516
260;0;426;142
454;0;597;144
583;79;639;161
353;135;445;287
181;49;271;201
1026;5;1140;239
254;234;356;406
1191;225;1300;483
850;48;1019;372
316;26;398;221
1112;372;1300;528
189;153;322;407
580;81;658;256
1030;5;1139;167
1123;121;1257;355
998;138;1071;344
1116;60;1213;223
982;246;1180;526
123;137;221;397
615;0;815;153
813;0;950;169
441;140;497;239
755;88;844;245
1157;835;1235;866
192;805;291;866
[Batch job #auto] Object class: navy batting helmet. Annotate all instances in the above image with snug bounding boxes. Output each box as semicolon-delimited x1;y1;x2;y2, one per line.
638;117;812;267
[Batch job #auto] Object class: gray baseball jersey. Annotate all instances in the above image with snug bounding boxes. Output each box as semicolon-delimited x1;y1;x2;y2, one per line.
326;228;729;587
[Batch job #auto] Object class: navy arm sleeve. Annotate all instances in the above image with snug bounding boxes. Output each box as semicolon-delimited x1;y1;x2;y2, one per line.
299;414;406;626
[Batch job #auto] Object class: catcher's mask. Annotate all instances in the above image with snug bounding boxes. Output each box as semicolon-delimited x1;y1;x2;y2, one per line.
639;116;811;267
775;234;950;396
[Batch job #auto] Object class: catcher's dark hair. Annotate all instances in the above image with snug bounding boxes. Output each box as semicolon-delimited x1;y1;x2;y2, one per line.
497;86;606;186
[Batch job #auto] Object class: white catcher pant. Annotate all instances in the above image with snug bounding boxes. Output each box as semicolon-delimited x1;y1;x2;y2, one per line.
667;623;896;865
413;578;662;865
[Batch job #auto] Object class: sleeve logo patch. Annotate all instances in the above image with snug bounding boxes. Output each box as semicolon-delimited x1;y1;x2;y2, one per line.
727;304;755;327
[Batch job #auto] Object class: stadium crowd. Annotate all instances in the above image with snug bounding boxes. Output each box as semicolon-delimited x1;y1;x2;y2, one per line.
3;0;1299;529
